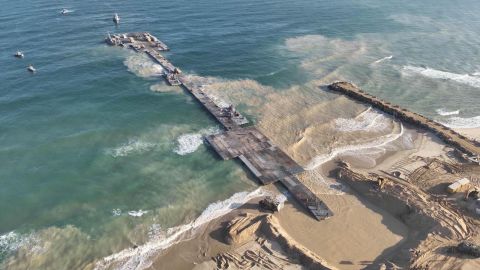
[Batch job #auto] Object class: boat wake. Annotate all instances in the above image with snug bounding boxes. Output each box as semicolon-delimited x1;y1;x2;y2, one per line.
94;188;269;270
60;9;74;14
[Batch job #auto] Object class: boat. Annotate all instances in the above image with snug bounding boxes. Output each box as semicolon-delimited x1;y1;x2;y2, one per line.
14;51;24;58
113;13;120;24
27;65;36;73
60;9;69;15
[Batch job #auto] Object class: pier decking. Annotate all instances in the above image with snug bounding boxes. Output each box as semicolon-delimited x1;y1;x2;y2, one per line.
329;82;480;162
106;32;333;220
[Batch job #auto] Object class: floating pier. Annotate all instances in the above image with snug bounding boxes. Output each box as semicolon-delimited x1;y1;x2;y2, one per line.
329;81;480;162
106;32;333;220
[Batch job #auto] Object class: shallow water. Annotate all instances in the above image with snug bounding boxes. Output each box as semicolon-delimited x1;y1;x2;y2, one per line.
1;0;480;268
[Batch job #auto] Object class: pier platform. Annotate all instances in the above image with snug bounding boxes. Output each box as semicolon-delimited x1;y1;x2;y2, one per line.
106;32;333;220
329;82;480;161
206;127;331;219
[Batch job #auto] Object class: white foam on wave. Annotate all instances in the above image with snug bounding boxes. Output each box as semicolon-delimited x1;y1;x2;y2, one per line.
174;133;203;155
94;188;268;270
107;139;156;158
0;231;41;258
112;209;122;216
471;72;480;77
174;127;220;155
403;65;480;88
124;54;164;78
305;124;405;170
373;55;393;64
128;210;149;217
441;115;480;129
1;231;22;254
334;107;391;132
436;108;460;116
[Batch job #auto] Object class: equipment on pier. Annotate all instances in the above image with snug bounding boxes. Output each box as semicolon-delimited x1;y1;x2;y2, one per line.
113;13;120;24
259;197;280;213
14;51;24;58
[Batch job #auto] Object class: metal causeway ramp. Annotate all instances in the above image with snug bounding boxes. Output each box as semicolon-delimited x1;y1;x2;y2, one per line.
106;32;333;220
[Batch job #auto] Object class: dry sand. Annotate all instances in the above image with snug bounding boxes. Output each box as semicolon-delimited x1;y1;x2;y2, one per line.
457;127;480;141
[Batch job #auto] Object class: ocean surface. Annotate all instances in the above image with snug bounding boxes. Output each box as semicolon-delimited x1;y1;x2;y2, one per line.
1;0;479;269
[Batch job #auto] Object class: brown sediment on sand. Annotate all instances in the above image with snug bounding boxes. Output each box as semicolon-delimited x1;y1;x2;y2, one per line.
328;81;480;157
335;163;480;269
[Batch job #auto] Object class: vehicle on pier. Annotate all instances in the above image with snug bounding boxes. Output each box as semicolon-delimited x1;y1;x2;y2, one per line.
14;51;24;58
166;73;181;86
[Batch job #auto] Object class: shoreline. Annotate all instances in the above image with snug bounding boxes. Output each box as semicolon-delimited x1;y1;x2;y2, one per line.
90;117;480;270
99;127;435;269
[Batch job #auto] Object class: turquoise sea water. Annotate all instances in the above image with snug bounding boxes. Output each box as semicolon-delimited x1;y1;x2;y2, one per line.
1;0;480;268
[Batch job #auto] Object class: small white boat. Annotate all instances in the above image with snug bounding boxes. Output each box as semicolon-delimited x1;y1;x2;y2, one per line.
27;65;36;73
113;13;120;24
14;51;24;58
60;9;70;15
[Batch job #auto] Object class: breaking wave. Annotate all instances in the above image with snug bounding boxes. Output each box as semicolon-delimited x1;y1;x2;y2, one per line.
1;232;23;256
107;139;156;158
0;231;40;260
441;115;480;128
373;55;393;64
174;127;220;155
127;210;149;217
403;66;480;88
334;107;391;132
436;108;460;116
305;124;405;170
94;188;269;270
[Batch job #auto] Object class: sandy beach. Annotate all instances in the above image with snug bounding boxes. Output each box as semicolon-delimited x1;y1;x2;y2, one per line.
135;115;480;270
88;75;480;269
111;126;415;268
457;127;480;141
